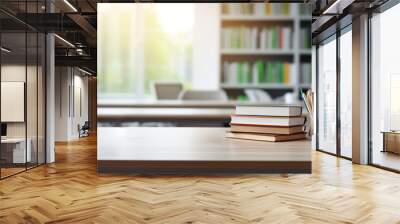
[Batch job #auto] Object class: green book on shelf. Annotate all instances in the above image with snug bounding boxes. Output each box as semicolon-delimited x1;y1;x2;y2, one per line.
304;30;311;49
261;61;266;83
267;62;274;83
274;62;281;83
283;3;290;15
244;62;251;83
257;61;265;83
241;62;246;83
304;35;308;49
237;62;243;84
274;62;279;83
278;63;283;83
248;63;252;83
272;27;278;49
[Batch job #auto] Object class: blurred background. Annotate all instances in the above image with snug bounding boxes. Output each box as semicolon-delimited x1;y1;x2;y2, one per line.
98;3;312;102
96;3;312;128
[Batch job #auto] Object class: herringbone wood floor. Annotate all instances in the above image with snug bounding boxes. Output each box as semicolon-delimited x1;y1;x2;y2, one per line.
1;135;400;224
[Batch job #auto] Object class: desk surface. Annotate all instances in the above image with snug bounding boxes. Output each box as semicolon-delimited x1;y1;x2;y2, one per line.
98;99;301;108
97;107;234;121
98;127;311;162
1;138;26;143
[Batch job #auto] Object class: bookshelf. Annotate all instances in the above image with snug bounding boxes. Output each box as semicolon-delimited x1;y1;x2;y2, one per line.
219;3;312;100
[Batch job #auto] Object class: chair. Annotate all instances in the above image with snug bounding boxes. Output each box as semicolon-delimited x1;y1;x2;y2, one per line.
244;89;272;102
79;121;90;138
178;90;228;101
153;82;183;100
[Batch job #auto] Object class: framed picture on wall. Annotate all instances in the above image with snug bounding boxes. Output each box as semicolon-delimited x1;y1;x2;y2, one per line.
1;81;25;122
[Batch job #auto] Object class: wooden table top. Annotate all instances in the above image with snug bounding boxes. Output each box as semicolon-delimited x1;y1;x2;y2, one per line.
98;99;301;108
97;127;311;162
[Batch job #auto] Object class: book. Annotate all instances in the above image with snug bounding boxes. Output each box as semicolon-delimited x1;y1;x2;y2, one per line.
300;63;311;84
283;63;290;83
231;115;306;127
226;131;306;142
235;106;302;116
223;61;293;85
230;124;304;135
257;60;265;83
222;26;292;50
301;89;314;136
300;27;311;49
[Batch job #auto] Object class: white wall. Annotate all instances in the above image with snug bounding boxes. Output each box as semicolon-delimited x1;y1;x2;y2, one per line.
192;4;220;90
71;74;89;138
2;63;47;163
1;65;35;138
55;67;89;141
55;67;69;141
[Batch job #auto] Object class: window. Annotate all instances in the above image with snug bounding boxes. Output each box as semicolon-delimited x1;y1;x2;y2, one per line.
339;28;352;158
370;3;400;171
143;4;193;96
98;3;194;99
317;35;337;154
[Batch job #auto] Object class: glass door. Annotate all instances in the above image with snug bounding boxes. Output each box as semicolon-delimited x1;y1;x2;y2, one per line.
0;1;47;179
339;26;352;158
370;3;400;171
317;35;337;154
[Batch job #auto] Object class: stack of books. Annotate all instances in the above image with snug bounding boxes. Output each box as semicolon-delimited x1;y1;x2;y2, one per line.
221;26;293;50
223;3;292;16
253;3;292;16
226;105;306;142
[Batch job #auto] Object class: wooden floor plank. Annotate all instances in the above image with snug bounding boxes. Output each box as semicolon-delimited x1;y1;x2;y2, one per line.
0;134;400;223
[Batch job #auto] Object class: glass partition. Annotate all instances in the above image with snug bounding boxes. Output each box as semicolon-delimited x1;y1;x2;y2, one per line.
37;32;46;165
317;35;337;154
27;30;38;169
1;30;28;177
0;2;46;179
370;3;400;171
339;27;352;158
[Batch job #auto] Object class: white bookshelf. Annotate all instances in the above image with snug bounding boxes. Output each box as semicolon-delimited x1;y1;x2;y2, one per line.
221;83;294;89
299;83;312;88
219;3;312;100
221;15;296;21
221;49;295;56
299;49;312;55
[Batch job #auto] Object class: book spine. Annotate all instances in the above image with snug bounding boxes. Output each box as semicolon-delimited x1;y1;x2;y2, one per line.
237;62;242;84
